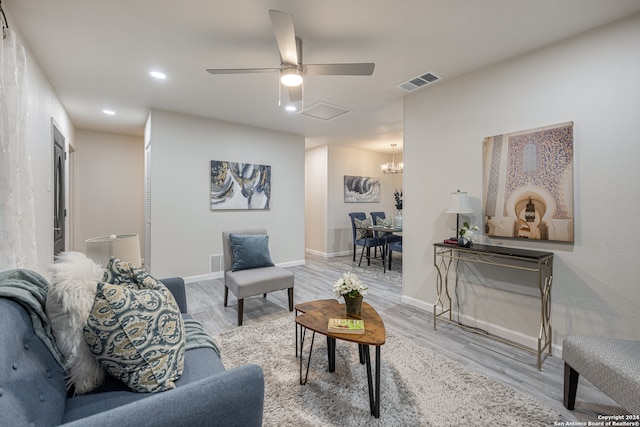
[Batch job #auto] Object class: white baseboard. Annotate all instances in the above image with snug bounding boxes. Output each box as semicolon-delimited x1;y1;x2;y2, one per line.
401;295;434;312
400;295;562;356
183;259;305;284
305;248;351;258
183;272;222;283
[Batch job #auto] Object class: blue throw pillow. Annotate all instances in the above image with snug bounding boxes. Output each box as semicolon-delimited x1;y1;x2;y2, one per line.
230;234;275;271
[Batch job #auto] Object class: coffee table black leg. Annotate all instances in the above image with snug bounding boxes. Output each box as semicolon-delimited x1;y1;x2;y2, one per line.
375;345;381;417
295;309;299;358
299;329;315;385
327;336;336;373
358;344;365;364
363;345;381;418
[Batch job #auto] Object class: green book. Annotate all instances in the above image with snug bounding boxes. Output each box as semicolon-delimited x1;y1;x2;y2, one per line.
327;318;365;334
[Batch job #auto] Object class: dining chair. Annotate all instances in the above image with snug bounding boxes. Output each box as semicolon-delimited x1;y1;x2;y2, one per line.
387;240;403;270
370;212;402;244
348;212;382;266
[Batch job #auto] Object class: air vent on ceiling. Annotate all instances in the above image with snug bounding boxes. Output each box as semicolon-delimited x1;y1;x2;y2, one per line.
397;71;442;92
301;102;350;121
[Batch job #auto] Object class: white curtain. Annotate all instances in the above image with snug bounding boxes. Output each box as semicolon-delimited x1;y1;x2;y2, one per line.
0;29;38;271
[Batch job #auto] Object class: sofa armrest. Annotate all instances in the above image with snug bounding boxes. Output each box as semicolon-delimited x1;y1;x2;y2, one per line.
160;277;188;313
61;364;264;427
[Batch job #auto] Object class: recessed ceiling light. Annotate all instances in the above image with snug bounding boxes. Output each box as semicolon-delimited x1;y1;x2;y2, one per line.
149;71;167;80
285;105;298;112
102;109;116;115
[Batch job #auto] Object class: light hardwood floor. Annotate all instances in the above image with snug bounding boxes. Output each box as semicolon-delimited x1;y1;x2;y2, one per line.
185;253;627;423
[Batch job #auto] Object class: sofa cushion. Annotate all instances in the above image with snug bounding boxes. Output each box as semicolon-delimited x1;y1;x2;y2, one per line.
226;266;294;299
229;234;275;271
83;258;186;393
0;298;68;426
46;251;106;394
62;345;225;423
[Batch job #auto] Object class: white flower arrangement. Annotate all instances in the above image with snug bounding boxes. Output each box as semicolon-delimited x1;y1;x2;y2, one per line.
458;221;479;243
333;271;368;299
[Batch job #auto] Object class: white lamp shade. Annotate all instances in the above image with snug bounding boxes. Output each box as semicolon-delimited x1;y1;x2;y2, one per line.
86;234;141;267
446;191;473;214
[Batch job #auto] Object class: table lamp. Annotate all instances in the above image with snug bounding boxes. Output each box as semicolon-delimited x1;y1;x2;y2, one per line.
85;234;142;268
445;191;473;241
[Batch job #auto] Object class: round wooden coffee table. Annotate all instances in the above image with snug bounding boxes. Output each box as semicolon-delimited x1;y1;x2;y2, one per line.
294;299;386;418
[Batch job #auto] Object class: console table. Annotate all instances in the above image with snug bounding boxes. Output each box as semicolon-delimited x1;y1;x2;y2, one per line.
433;242;554;370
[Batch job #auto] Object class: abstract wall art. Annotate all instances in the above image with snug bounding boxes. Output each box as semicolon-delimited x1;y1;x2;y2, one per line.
482;122;574;242
344;175;380;203
210;160;271;210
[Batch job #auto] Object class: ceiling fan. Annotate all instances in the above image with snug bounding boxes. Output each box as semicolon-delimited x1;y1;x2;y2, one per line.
206;10;375;112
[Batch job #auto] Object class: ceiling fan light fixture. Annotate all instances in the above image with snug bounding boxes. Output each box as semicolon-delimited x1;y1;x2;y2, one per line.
280;68;303;87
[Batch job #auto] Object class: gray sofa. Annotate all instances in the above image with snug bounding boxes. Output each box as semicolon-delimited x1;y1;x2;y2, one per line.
0;269;264;427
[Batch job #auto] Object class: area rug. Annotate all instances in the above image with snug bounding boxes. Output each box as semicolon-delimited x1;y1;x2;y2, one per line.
214;313;561;427
332;257;402;285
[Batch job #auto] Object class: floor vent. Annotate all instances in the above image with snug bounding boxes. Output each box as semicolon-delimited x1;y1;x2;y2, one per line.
209;254;223;273
397;71;442;92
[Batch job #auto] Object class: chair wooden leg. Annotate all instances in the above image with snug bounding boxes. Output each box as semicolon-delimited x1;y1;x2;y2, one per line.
388;250;393;270
367;247;371;265
237;299;244;326
224;286;229;307
288;287;294;311
263;293;267;298
563;362;579;410
353;244;356;261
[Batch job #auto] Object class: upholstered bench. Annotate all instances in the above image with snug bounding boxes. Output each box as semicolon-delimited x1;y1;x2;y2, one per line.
563;335;640;414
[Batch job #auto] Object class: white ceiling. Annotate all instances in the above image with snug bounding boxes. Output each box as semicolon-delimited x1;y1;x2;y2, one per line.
5;0;640;153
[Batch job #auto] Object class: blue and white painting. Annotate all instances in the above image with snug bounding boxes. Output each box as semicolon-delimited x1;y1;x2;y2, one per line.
211;160;271;210
344;175;380;203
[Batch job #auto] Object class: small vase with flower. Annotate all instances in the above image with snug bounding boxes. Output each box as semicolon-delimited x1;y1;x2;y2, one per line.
333;271;368;316
458;221;479;247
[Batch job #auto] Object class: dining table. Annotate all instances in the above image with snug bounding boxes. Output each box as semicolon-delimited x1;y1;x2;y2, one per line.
357;224;403;273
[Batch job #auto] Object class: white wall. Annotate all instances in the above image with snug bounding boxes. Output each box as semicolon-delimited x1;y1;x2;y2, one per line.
305;144;403;257
7;11;75;274
146;109;306;279
74;130;144;255
403;13;640;348
305;146;329;255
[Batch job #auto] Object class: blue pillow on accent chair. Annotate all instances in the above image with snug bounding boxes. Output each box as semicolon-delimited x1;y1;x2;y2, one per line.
229;234;275;271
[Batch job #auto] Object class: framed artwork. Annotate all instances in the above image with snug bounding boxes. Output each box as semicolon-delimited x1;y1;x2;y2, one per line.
210;160;271;210
344;175;380;203
482;122;574;242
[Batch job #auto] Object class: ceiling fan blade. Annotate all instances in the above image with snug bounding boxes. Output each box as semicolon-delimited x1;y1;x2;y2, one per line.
304;63;375;76
269;10;298;66
206;68;280;75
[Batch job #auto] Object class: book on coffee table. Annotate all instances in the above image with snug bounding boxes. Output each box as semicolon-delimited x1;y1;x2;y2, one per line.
327;318;365;334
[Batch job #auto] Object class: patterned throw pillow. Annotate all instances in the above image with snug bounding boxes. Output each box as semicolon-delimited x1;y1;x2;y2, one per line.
375;216;393;236
83;258;185;393
354;217;373;240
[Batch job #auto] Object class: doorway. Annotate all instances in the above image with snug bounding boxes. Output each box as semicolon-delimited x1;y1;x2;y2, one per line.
53;123;65;255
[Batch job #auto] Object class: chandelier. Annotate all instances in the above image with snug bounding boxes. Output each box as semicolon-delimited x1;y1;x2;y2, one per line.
380;144;404;174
